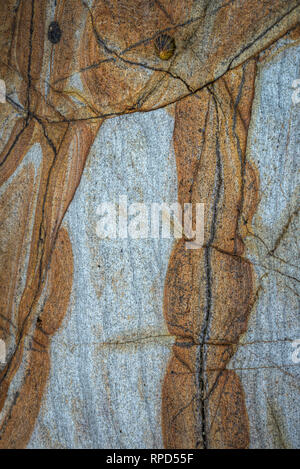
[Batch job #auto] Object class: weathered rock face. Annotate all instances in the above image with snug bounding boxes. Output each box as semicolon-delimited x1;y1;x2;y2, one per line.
28;109;177;449
0;0;299;449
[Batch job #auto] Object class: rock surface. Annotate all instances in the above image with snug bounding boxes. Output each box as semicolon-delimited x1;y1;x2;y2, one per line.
0;0;299;449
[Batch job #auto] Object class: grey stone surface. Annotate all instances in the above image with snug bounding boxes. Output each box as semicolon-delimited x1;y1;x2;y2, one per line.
29;108;177;449
229;38;300;449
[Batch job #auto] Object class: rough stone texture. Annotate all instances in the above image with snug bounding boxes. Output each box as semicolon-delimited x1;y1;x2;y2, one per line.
229;36;300;449
0;0;299;449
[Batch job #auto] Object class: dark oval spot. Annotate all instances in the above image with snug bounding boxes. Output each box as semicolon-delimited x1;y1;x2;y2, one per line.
48;21;62;44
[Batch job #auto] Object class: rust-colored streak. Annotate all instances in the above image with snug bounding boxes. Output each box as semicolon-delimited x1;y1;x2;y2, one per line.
162;60;259;449
0;227;73;448
0;119;101;446
0;0;102;449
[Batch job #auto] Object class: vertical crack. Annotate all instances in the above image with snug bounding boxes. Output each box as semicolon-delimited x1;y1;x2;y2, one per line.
196;94;223;448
